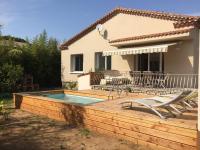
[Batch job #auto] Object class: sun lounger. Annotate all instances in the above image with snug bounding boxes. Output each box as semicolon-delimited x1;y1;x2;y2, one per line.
120;91;189;119
184;90;198;107
160;90;197;108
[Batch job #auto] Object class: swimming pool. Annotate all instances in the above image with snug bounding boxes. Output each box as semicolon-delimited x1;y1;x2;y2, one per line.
43;93;104;105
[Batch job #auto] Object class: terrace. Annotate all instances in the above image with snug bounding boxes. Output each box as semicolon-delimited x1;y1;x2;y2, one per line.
14;73;198;150
84;94;196;150
78;71;198;149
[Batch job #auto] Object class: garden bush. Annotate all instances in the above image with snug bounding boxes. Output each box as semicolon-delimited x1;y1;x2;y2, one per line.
0;63;23;92
0;30;61;93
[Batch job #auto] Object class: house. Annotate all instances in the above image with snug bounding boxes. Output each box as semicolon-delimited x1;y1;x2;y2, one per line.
60;7;200;85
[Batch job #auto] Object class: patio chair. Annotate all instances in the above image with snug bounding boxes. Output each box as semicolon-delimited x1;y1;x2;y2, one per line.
120;91;189;119
155;73;169;88
107;77;131;98
144;73;170;95
20;74;40;91
126;71;146;93
91;72;105;90
91;70;120;90
143;71;154;88
129;71;142;86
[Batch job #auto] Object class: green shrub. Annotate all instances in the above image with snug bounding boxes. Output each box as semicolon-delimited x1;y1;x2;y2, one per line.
0;63;23;92
64;82;77;90
0;100;11;120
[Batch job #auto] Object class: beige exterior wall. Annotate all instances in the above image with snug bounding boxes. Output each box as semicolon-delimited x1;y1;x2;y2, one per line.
164;30;199;74
164;41;194;74
192;29;199;74
104;14;176;40
112;55;134;71
61;13;197;82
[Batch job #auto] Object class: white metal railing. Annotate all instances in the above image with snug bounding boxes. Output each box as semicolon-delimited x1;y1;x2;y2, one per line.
90;71;198;90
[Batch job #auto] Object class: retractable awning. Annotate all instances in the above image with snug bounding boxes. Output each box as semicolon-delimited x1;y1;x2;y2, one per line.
103;43;177;56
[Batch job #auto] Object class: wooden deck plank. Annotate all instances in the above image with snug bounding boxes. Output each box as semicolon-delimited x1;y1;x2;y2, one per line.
84;116;196;146
86;124;186;150
84;113;197;138
85;120;196;150
85;108;197;130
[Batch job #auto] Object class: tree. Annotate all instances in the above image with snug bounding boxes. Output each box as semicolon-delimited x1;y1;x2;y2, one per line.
0;63;23;92
0;30;61;93
22;30;61;87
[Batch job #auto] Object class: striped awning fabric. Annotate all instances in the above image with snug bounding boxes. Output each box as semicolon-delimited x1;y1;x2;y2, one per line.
103;43;177;56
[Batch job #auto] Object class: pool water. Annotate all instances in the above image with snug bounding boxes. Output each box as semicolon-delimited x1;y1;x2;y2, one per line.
44;93;104;105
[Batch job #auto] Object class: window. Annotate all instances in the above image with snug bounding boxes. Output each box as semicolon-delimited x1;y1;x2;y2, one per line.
136;53;163;72
95;52;111;71
71;54;83;72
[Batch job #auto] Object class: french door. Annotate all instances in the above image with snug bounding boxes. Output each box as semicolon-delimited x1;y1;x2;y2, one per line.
136;53;164;72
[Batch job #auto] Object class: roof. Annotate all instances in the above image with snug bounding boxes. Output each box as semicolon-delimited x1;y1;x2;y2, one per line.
109;28;192;43
60;7;200;50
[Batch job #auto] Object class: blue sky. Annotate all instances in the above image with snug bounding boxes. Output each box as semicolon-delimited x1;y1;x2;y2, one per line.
0;0;200;43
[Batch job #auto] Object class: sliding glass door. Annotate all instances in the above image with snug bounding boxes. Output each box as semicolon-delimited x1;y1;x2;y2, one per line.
150;53;160;72
138;54;148;71
137;53;163;72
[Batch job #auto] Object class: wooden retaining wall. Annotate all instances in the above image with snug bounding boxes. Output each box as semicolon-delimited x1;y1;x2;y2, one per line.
14;94;197;150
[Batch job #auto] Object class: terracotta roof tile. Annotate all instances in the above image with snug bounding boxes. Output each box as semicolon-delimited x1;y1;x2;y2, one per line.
109;29;192;43
60;7;200;49
174;19;200;28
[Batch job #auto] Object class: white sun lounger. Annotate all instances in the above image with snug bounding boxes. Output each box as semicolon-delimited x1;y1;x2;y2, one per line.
160;90;197;108
120;91;189;119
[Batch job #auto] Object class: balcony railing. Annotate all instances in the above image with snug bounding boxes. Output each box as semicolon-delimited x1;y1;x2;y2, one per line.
90;71;198;90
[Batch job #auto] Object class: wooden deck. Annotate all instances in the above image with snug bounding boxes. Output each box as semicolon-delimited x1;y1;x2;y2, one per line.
14;90;198;150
